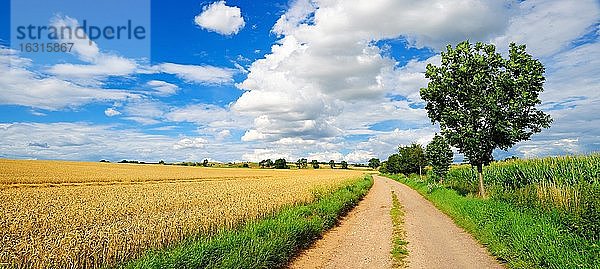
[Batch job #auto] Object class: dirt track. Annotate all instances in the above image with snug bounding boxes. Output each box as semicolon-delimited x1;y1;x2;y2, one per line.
289;175;504;269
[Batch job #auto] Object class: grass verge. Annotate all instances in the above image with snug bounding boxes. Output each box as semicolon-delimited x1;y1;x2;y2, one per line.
123;175;373;269
385;174;600;269
390;191;408;268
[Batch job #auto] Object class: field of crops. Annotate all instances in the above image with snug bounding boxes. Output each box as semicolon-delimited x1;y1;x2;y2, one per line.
444;154;600;240
0;159;364;268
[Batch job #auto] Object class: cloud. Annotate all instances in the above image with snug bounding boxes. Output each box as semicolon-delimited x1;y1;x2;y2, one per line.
165;103;243;127
491;0;600;57
344;150;376;163
48;55;137;82
241;149;291;162
380;55;441;101
356;127;437;160
49;15;100;62
28;142;50;149
542;42;600;103
146;80;179;96
0;16;236;111
45;16;139;83
272;0;317;36
515;138;582;159
306;151;343;162
120;99;166;125
38;16;238;89
0;122;249;162
29;110;47;116
194;1;245;35
216;130;231;140
0;122;175;161
234;0;511;144
233;0;599;162
104;107;121;117
159;63;236;84
112;101;250;141
1;1;598;163
0;47;135;110
173;137;208;150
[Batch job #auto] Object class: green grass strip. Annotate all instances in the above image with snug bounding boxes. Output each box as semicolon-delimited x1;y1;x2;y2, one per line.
390;191;408;268
385;174;600;269
123;175;374;269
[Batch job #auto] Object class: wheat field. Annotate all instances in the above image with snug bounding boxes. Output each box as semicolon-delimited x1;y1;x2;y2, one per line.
0;159;364;268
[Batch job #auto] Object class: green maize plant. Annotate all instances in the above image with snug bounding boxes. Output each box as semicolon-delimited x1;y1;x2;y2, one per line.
444;154;600;240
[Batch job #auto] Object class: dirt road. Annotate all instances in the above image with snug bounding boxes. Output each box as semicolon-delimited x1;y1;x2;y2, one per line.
289;175;393;269
289;175;504;269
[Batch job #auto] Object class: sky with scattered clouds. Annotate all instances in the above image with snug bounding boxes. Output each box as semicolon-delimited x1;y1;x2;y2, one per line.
0;0;598;163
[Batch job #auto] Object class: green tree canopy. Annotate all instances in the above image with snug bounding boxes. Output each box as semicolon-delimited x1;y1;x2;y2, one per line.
340;161;348;169
385;154;402;174
420;41;552;196
399;143;427;176
425;134;453;182
379;161;388;173
296;158;308;169
368;158;380;169
259;159;274;168
273;158;289;169
311;160;320;169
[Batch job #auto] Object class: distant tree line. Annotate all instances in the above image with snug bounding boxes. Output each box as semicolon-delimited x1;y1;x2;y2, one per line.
105;159;253;168
257;158;362;170
379;136;453;182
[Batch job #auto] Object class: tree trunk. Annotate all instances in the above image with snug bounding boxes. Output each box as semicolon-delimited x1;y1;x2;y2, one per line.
477;164;486;197
419;166;422;180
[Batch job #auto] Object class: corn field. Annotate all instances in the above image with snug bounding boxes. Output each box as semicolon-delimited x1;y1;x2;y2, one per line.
0;159;364;268
444;154;600;240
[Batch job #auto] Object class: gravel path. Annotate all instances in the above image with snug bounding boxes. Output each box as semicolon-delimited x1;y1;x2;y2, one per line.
289;175;504;269
382;175;504;269
289;176;393;269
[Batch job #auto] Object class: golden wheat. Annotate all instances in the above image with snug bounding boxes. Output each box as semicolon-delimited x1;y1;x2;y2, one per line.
0;159;364;268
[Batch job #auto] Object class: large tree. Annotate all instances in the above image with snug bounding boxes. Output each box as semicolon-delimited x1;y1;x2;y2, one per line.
420;41;552;197
340;161;348;169
385;154;402;174
425;134;453;183
311;160;320;169
273;158;289;169
379;161;388;173
296;158;308;169
368;158;380;169
259;159;273;168
398;143;426;176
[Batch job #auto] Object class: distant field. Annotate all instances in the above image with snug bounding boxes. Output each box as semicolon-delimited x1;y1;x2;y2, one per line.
0;159;315;185
0;159;364;268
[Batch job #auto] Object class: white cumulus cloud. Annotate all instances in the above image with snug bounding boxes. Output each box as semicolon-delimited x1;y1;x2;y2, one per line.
234;0;509;143
194;1;245;35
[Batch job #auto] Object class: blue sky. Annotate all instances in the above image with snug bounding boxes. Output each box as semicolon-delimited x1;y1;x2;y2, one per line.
0;0;599;163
